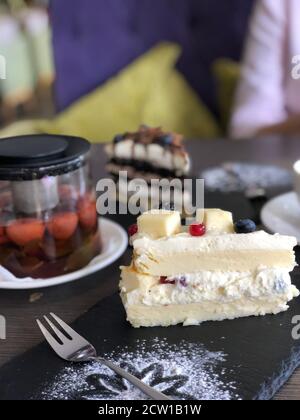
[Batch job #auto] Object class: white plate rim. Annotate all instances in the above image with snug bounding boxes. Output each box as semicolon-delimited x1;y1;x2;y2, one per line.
0;218;128;290
261;191;300;242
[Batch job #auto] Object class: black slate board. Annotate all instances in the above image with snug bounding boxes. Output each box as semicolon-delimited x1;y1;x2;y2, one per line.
0;191;300;400
0;289;300;400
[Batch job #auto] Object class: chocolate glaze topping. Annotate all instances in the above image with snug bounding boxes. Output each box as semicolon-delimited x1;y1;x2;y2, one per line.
107;125;191;179
113;125;187;157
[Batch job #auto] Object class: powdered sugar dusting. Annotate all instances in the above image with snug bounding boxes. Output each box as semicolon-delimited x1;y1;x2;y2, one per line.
40;339;240;400
202;163;291;193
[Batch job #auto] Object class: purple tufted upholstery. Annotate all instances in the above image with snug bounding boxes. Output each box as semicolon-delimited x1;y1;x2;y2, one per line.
50;0;255;113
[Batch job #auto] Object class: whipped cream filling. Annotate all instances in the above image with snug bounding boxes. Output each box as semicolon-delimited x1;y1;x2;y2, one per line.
122;268;299;307
132;231;297;275
133;231;297;253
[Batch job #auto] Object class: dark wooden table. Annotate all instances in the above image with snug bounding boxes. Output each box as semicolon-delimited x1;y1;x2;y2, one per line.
1;137;300;400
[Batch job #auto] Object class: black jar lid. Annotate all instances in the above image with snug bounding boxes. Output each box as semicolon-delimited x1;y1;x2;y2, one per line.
0;134;91;180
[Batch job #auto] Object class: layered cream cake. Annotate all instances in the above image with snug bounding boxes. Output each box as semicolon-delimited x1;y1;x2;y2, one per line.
105;125;190;180
120;209;299;327
105;125;191;207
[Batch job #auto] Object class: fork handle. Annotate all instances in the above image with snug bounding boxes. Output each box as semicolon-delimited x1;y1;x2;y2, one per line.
94;357;173;400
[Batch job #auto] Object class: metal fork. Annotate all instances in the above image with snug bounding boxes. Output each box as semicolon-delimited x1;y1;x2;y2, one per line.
36;313;172;400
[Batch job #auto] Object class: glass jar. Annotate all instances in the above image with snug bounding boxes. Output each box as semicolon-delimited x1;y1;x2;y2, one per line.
0;134;101;279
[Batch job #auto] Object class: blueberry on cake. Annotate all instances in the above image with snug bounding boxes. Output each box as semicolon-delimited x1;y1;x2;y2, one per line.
120;209;299;327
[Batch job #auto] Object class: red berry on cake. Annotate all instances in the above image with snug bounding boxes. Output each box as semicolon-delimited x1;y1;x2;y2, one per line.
128;224;138;237
189;223;206;237
159;276;175;285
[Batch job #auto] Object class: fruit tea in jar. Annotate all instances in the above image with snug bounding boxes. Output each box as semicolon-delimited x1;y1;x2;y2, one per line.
0;134;101;279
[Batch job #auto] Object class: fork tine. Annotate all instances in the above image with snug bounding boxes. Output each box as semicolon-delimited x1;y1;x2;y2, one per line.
36;319;62;350
43;316;69;344
49;312;84;341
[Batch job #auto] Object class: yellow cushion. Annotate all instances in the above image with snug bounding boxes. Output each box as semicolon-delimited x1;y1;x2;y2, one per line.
143;67;220;139
40;42;220;142
0;119;46;138
212;58;241;134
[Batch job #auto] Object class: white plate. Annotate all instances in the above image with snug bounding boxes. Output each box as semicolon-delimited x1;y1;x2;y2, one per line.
0;218;128;290
261;192;300;243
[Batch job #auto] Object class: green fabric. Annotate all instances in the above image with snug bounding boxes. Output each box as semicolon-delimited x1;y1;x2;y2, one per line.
0;43;221;141
39;42;220;142
0;119;47;138
143;65;220;139
212;58;241;134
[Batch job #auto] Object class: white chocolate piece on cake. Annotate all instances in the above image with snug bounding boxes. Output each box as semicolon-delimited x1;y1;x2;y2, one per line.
196;208;234;234
137;209;181;239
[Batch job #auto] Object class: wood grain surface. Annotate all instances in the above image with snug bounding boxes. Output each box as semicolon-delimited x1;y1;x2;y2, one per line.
0;137;299;400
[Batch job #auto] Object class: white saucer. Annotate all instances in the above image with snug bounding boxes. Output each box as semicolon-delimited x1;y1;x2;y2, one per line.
261;192;300;243
0;218;128;290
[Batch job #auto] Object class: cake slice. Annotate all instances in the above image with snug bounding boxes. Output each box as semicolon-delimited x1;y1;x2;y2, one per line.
120;209;299;327
105;125;190;180
105;125;191;206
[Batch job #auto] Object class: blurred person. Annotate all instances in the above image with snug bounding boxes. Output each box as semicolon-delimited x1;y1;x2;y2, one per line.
0;9;35;122
230;0;300;139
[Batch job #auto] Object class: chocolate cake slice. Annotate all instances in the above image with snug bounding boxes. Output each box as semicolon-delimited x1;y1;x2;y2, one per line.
105;125;191;182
